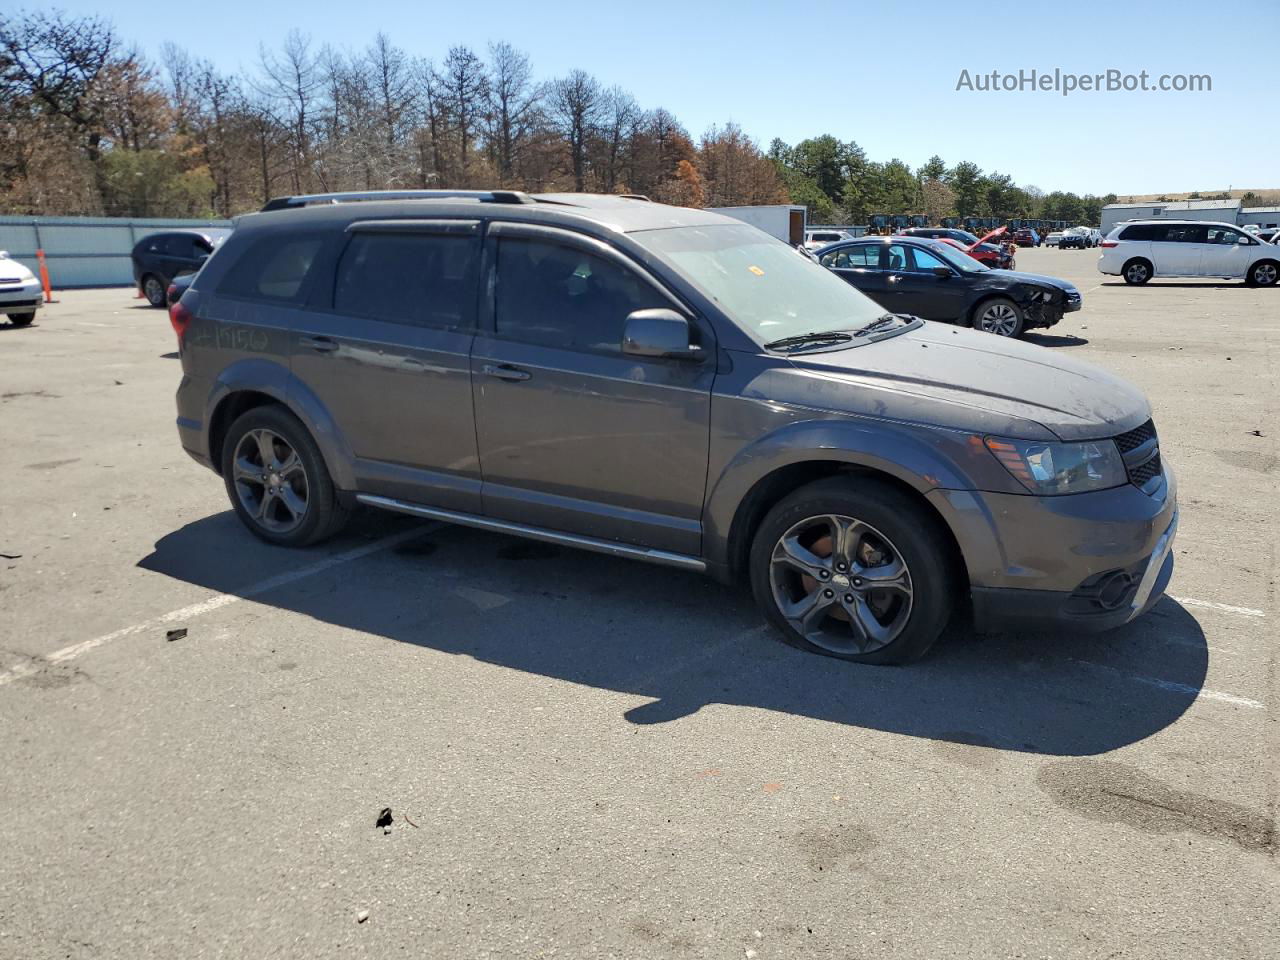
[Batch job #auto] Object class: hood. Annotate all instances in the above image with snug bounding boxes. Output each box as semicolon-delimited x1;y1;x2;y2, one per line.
779;322;1149;442
991;268;1076;291
0;254;35;281
972;226;1007;248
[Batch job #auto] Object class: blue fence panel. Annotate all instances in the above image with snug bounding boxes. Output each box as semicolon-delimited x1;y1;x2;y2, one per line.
0;216;235;288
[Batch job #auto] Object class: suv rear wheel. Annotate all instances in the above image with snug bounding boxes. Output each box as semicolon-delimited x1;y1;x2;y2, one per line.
141;274;167;307
749;477;956;665
1122;258;1152;285
1247;260;1278;287
221;404;348;546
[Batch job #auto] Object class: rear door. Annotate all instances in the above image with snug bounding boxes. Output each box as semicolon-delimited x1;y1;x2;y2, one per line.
290;220;483;510
1154;224;1206;276
818;243;889;306
469;222;715;555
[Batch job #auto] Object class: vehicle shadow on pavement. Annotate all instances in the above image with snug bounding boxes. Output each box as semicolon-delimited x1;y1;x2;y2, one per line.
139;511;1208;758
1022;333;1089;348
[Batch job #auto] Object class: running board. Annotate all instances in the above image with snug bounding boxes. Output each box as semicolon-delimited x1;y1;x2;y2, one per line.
356;494;707;573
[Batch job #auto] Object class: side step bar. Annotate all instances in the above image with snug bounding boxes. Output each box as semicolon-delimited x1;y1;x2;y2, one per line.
356;494;707;573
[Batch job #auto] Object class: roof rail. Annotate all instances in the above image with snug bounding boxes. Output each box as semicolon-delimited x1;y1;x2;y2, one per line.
618;194;651;201
260;189;534;212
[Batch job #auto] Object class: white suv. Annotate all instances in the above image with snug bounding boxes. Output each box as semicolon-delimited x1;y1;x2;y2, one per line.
1098;219;1280;286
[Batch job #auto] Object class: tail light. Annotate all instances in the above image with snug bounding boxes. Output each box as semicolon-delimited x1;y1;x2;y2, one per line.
1100;240;1118;248
169;299;192;343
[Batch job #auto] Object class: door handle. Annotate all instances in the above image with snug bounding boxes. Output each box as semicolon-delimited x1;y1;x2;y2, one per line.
482;363;531;382
300;335;339;353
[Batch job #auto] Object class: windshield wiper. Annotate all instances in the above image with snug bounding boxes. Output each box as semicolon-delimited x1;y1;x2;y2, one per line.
853;314;908;337
763;330;855;351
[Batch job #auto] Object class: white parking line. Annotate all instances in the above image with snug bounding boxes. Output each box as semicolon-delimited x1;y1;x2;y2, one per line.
1169;596;1265;618
0;524;438;689
1070;659;1263;709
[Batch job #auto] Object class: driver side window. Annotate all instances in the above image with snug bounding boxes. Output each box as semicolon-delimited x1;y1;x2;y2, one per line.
908;247;949;272
494;237;669;354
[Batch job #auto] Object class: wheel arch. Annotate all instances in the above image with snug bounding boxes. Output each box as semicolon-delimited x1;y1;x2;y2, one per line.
205;360;356;490
704;420;980;587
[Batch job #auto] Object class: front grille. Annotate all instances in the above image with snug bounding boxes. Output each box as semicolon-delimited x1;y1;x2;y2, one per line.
1115;419;1156;454
1129;452;1162;486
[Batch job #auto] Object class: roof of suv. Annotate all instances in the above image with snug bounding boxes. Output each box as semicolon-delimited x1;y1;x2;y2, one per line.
242;192;740;236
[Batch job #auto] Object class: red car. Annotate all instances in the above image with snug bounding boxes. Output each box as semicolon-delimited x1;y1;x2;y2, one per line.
898;227;1015;269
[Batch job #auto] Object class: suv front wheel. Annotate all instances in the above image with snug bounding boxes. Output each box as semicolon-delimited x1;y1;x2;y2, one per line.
749;477;956;665
221;404;349;546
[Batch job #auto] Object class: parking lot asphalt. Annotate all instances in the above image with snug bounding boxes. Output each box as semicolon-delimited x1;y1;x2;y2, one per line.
1;248;1277;959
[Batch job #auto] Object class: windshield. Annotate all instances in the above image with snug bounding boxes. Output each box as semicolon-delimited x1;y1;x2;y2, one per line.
632;224;888;343
928;239;988;273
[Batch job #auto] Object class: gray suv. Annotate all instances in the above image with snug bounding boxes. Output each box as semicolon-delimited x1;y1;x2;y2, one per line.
172;190;1177;664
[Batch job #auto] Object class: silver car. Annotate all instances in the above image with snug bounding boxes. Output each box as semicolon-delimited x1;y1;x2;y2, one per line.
171;190;1176;664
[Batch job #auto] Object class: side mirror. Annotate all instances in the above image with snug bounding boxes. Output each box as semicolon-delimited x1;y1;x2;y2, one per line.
622;308;700;360
931;266;952;279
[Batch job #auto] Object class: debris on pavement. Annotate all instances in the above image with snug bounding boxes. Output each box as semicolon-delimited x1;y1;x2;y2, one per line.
356;910;369;924
165;628;188;642
376;807;393;832
0;553;20;560
402;812;419;829
1250;430;1264;437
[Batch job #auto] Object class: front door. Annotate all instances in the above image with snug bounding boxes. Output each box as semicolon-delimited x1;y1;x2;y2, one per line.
470;223;715;555
1200;225;1256;278
883;243;969;321
290;221;483;510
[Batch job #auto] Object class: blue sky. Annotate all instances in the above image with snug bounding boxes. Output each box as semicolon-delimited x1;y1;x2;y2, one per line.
58;0;1276;196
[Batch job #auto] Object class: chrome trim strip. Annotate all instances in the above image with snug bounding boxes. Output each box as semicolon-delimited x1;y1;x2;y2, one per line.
356;494;707;573
1130;510;1178;615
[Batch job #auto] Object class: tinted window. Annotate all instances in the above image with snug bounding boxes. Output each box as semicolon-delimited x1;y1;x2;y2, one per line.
495;237;668;353
1165;225;1207;243
885;244;911;271
909;247;949;272
165;235;199;258
1120;224;1167;242
333;232;475;328
219;235;324;304
820;245;880;269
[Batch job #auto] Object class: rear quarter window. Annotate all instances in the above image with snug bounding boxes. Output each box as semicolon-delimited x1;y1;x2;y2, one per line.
217;234;325;303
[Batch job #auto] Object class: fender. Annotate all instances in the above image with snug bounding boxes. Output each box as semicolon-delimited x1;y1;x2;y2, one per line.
205;358;357;491
702;415;1014;570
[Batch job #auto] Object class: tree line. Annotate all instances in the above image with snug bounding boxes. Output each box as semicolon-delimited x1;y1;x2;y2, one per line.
3;11;1111;225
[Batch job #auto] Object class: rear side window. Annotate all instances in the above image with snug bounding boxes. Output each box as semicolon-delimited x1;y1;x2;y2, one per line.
1165;225;1207;243
1120;224;1167;242
494;237;669;353
219;235;324;304
820;245;879;269
333;232;476;329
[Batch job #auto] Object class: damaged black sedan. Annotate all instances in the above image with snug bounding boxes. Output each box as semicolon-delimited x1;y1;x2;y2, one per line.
814;235;1081;338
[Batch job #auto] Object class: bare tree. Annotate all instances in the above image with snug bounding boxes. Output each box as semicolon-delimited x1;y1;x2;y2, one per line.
255;30;321;193
596;86;637;192
484;41;541;185
438;46;488;186
549;69;601;191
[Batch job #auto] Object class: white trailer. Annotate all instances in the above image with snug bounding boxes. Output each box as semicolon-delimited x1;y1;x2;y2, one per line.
709;204;807;245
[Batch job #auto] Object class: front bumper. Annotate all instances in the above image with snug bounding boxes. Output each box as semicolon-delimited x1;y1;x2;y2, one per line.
928;465;1178;633
0;279;42;310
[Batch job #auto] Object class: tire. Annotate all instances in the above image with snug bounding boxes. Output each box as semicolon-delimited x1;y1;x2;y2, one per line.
1122;258;1152;285
972;297;1025;337
220;404;349;547
7;313;35;326
141;274;167;308
748;477;957;665
1247;260;1279;287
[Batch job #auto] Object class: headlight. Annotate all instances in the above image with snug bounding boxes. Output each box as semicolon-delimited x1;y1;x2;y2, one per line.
984;436;1127;495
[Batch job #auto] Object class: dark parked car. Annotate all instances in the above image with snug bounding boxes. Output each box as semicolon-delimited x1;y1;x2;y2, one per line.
1013;228;1041;247
1059;230;1089;250
132;230;228;307
815;236;1081;337
171;190;1172;665
898;227;1014;269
